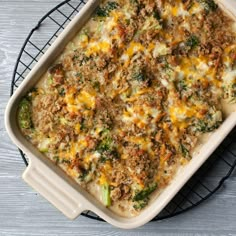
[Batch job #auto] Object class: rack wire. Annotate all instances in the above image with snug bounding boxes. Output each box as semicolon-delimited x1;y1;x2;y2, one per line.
11;0;236;222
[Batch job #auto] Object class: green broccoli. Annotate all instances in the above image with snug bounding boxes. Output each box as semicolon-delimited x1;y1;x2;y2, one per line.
132;70;146;82
102;183;111;207
97;136;113;153
186;35;199;49
175;80;187;92
92;81;100;91
97;132;120;163
198;0;218;12
153;11;161;21
180;143;190;158
38;138;52;153
196;110;222;134
133;183;157;201
132;183;157;210
61;159;71;164
223;79;236;103
100;149;120;163
196;120;221;133
95;1;119;17
133;199;148;210
79;166;93;183
18;98;32;129
58;87;65;96
97;129;113;152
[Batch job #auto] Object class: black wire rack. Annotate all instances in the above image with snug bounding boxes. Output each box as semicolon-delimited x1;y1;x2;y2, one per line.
11;0;236;222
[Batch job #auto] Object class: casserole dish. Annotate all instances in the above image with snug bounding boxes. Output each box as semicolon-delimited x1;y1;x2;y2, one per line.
5;0;236;228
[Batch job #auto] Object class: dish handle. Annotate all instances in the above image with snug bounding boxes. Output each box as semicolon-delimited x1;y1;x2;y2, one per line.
22;157;86;219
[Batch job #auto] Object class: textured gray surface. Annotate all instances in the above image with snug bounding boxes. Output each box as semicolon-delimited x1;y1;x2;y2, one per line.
1;0;236;235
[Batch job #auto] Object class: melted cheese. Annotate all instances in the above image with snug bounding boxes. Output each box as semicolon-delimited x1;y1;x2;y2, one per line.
65;89;96;113
127;136;152;151
77;90;96;109
189;2;202;15
121;42;144;66
122;104;160;129
169;102;205;129
85;41;111;56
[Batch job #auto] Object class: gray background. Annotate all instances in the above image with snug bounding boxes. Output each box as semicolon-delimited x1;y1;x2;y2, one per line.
0;0;236;235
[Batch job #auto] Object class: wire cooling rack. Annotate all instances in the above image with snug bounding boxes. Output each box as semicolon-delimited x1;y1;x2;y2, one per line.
11;0;236;222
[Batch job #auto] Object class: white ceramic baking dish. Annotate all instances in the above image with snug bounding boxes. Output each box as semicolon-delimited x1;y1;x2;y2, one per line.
5;0;236;229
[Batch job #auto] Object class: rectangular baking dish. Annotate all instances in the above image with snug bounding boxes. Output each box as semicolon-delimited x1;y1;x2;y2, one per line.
5;0;236;229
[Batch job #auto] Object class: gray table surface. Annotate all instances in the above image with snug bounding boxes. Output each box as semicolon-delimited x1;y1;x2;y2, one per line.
1;1;236;235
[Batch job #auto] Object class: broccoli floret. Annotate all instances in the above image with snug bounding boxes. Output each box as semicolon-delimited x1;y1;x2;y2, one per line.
96;7;108;17
196;120;221;133
97;135;119;163
106;2;119;11
133;183;157;201
79;167;92;183
132;68;151;85
97;136;113;152
132;183;157;210
196;111;222;133
180;143;190;158
80;118;86;131
58;87;65;96
92;81;100;91
186;35;199;49
95;1;119;17
47;75;53;85
78;163;97;183
18;98;32;129
229;83;236;103
175;80;187;92
133;199;148;210
102;183;111;207
153;11;161;21
132;70;146;82
38;138;52;153
61;159;71;164
96;129;119;162
97;129;112;152
198;0;218;12
101;149;120;163
223;78;236;103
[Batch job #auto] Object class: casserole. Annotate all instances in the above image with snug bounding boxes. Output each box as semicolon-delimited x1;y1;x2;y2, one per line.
5;0;236;228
